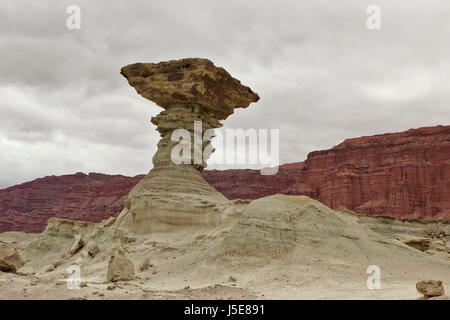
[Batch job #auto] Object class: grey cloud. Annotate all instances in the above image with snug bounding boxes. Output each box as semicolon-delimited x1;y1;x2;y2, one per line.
0;0;449;187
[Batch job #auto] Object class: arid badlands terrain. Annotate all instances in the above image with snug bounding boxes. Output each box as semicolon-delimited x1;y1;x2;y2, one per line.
0;59;449;300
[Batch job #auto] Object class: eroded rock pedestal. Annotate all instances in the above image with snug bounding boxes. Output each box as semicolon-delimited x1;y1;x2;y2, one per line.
0;241;24;273
116;58;259;234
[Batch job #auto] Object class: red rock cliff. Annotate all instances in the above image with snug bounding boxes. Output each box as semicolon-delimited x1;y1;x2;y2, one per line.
285;125;450;220
0;173;143;233
0;125;448;233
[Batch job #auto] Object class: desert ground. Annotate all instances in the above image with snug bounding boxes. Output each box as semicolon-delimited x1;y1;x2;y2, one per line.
1;194;448;300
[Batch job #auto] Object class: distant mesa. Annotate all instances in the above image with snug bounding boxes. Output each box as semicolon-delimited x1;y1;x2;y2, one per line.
0;125;449;234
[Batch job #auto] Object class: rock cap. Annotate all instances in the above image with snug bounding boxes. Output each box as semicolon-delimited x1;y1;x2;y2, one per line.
121;58;259;119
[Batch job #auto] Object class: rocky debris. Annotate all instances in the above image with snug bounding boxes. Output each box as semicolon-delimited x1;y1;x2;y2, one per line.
86;241;99;257
0;173;142;233
115;58;259;234
139;258;152;271
106;247;135;282
427;296;449;300
284;125;450;221
45;218;96;238
65;234;85;258
393;234;431;251
0;241;24;273
215;194;392;261
416;280;445;298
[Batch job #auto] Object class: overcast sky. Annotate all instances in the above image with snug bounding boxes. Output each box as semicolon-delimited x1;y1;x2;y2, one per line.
1;0;449;188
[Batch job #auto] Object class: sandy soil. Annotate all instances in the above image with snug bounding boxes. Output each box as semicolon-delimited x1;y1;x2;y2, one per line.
0;195;449;300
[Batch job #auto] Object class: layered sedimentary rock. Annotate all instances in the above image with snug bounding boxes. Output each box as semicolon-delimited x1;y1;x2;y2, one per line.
0;241;24;272
116;58;259;233
0;166;301;233
201;162;304;200
0;126;448;234
285;125;450;220
107;247;135;282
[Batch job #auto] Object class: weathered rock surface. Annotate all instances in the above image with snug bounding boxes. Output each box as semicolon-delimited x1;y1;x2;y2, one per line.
139;258;151;271
44;263;55;272
202;162;304;200
0;166;302;234
115;58;259;233
416;280;445;298
106;247;135;282
393;234;431;251
0;173;143;233
86;241;99;257
399;235;449;255
214;194;420;263
0;241;24;272
120;58;259;120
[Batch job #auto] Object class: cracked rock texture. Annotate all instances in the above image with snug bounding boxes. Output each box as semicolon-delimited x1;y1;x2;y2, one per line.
0;241;24;272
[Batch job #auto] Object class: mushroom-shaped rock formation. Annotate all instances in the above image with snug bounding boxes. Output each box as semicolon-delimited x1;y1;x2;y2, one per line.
115;58;259;234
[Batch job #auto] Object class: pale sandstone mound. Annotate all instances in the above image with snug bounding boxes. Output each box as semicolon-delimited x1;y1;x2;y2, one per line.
284;125;450;220
0;241;24;272
116;58;259;234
